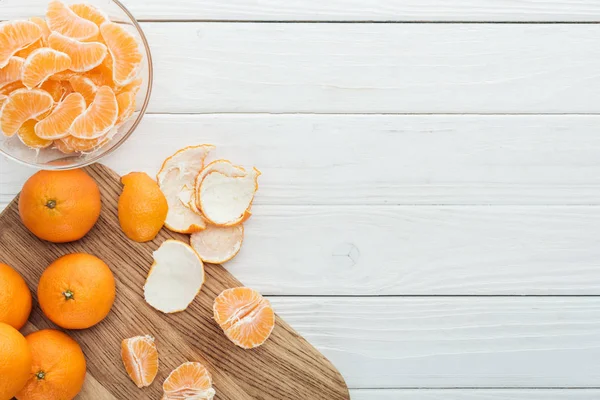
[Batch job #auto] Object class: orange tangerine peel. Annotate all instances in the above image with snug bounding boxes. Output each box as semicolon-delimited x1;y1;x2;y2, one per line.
190;224;244;264
0;57;25;90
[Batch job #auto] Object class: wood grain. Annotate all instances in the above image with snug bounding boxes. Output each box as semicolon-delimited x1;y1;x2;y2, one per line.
139;23;600;114
4;114;600;207
0;164;348;400
5;0;600;21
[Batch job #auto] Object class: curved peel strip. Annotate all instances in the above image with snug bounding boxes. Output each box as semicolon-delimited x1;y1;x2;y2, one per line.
199;167;261;227
100;22;142;86
70;85;117;139
46;0;99;41
22;48;71;89
193;159;246;207
35;92;86;139
1;89;53;136
144;240;205;314
163;362;216;400
121;335;158;388
190;224;244;264
157;145;215;234
48;32;107;72
213;287;275;349
0;20;42;68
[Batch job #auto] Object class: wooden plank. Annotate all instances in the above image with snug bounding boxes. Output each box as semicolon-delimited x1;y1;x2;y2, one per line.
0;164;349;400
350;389;600;399
140;23;600;113
4;114;600;206
271;297;600;388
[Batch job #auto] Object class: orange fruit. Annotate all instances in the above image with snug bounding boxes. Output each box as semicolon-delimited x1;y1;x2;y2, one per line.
70;3;109;27
116;91;135;124
37;253;116;330
40;79;71;102
163;362;216;399
0;323;32;400
16;329;86;400
213;287;275;349
18;169;101;243
121;335;159;388
0;56;25;90
100;22;142;86
1;89;53;136
0;263;32;330
36;92;86;140
48;32;107;72
46;0;99;41
0;20;42;68
70;85;117;139
118;172;168;243
55;133;109;153
18;119;52;149
22;48;71;89
69;74;96;105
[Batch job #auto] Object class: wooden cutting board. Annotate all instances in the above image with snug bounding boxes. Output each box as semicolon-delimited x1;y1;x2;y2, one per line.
0;163;349;400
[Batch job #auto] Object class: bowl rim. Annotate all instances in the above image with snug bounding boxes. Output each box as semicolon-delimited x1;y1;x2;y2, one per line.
0;0;154;170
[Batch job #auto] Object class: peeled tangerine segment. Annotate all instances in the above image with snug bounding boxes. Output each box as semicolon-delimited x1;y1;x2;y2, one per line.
22;48;71;89
100;22;143;86
190;224;244;264
18;119;52;149
70;3;109;27
116;91;136;125
1;89;53;136
69;75;97;105
121;335;159;388
46;0;99;41
157;145;215;233
163;362;216;400
70;85;118;139
0;57;25;90
36;92;86;140
144;240;205;314
48;32;107;73
0;20;42;68
213;287;275;349
199;168;261;227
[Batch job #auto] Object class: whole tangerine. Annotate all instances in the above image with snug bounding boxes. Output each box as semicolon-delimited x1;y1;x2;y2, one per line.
0;262;32;330
16;329;86;400
18;169;101;243
38;253;116;330
0;322;32;400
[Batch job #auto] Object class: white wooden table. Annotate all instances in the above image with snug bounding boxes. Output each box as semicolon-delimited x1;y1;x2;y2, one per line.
3;1;600;398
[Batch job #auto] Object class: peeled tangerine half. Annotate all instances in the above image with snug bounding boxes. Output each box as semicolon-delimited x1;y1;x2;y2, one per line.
190;224;244;264
157;145;215;234
199;167;261;227
121;335;159;388
70;85;118;139
163;362;216;400
1;89;53;136
144;240;205;314
213;287;275;349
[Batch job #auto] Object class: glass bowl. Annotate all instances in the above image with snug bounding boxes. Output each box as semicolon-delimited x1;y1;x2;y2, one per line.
0;0;152;169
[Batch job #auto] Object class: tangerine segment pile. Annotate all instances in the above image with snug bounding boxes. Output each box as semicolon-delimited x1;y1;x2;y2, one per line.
121;335;159;388
163;362;216;400
213;287;275;349
0;0;144;152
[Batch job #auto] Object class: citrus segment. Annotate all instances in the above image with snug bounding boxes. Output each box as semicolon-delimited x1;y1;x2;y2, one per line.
121;335;159;388
116;91;135;124
0;20;42;68
40;79;71;102
163;362;216;400
0;81;26;96
18;119;52;149
48;32;107;72
199;167;261;227
157;145;215;233
70;3;109;26
30;16;52;42
22;48;71;89
0;323;32;400
15;17;51;58
100;22;142;86
56;133;109;153
117;77;143;95
46;0;99;41
49;69;77;81
119;172;168;243
1;89;53;136
0;57;24;89
70;85;117;139
16;329;86;400
144;240;205;314
190;224;244;264
69;74;97;104
213;287;275;349
35;92;86;140
178;184;203;215
0;263;32;330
